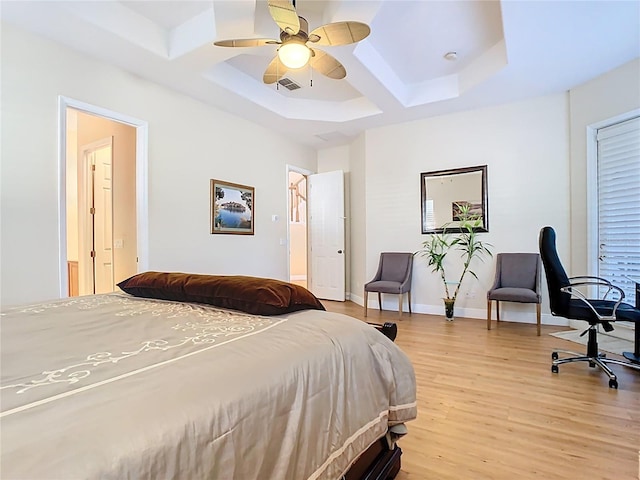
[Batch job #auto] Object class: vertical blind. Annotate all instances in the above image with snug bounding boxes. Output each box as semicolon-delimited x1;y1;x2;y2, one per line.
597;116;640;305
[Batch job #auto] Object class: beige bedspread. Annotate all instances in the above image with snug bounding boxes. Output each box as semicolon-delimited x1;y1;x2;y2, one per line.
0;293;416;480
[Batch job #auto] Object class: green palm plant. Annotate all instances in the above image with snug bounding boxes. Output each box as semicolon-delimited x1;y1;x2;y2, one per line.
420;203;492;318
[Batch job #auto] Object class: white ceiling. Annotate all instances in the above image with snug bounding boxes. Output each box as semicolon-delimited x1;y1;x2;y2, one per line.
2;0;639;148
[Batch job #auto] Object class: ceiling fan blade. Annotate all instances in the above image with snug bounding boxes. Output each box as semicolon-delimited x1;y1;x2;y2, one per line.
309;21;370;46
309;49;346;80
267;0;300;35
263;55;288;84
214;38;279;48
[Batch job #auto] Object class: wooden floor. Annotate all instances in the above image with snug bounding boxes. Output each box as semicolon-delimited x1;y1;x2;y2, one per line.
323;301;640;480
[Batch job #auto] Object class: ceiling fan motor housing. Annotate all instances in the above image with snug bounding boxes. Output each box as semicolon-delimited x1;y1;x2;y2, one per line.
280;16;309;41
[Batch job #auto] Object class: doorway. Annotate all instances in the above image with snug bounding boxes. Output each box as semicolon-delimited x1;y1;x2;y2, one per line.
287;167;310;289
286;166;346;301
60;97;149;298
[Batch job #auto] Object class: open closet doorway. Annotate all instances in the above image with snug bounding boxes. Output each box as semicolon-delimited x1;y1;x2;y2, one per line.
60;98;149;298
286;165;346;301
287;167;310;289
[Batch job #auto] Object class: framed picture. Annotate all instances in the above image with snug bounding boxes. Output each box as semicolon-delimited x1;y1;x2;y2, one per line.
210;179;254;235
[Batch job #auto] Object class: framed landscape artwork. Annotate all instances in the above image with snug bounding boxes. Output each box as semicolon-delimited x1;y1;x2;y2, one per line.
210;179;254;235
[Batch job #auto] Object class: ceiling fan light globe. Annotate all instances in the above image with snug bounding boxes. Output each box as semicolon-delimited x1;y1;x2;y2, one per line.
278;42;311;69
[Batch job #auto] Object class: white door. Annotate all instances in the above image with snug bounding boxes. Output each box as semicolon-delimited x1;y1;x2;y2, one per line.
93;145;114;293
79;138;114;295
596;117;640;304
308;170;345;301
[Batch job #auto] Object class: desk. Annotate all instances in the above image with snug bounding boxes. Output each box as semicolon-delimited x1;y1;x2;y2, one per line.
622;280;640;364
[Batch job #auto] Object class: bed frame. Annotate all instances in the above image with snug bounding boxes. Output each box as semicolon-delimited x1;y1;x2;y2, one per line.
345;438;402;480
341;321;402;480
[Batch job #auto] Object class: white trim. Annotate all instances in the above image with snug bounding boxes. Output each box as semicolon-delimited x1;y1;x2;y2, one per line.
58;96;149;299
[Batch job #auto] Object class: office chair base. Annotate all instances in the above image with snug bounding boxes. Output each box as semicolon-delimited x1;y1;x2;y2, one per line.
622;352;640;364
551;350;640;389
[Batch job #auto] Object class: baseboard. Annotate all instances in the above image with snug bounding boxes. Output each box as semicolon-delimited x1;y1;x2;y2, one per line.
347;294;568;327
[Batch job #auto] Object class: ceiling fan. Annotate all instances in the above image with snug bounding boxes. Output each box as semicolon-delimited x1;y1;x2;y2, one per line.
213;0;370;84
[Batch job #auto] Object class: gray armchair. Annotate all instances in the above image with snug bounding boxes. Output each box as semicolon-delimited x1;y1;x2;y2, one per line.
487;252;542;335
364;252;413;318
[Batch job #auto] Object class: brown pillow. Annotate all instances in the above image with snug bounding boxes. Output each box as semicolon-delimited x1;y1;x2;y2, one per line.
117;272;325;316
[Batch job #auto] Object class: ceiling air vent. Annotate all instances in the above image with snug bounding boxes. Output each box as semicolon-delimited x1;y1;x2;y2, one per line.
278;78;301;91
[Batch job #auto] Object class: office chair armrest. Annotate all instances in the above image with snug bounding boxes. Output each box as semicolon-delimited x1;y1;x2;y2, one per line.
568;277;624;301
569;275;612;285
560;282;625;321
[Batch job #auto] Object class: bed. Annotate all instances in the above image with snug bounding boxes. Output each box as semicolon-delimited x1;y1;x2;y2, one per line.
0;273;417;479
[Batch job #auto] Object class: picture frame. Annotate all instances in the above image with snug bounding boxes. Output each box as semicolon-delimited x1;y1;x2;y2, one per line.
420;165;488;234
210;179;254;235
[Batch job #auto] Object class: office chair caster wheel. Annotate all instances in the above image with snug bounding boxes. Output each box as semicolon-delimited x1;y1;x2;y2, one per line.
589;361;596;368
609;379;618;389
551;352;559;360
551;365;559;374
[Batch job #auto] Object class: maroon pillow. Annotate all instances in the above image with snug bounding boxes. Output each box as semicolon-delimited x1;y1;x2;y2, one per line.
117;272;325;316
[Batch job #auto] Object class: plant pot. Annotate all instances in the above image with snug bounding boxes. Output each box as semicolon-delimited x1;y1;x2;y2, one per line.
443;298;455;321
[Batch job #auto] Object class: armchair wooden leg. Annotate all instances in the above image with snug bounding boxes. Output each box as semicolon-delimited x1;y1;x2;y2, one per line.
496;301;500;322
364;290;368;317
487;300;492;330
398;294;403;319
378;293;382;311
536;303;541;336
408;291;412;314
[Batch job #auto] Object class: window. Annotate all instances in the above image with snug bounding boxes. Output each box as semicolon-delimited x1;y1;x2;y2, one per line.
596;116;640;305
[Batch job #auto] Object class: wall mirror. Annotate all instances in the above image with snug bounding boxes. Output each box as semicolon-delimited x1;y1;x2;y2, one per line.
420;165;488;234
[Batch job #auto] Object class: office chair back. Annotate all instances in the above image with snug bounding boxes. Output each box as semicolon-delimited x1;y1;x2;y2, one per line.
539;226;571;316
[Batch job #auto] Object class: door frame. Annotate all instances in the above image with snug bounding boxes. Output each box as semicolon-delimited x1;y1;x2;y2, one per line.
57;96;149;298
583;107;639;334
586;107;640;281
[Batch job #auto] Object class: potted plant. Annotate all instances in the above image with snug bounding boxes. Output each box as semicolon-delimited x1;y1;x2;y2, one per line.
419;204;492;320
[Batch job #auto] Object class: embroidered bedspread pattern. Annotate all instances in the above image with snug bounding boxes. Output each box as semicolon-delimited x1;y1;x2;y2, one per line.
0;294;417;480
0;293;283;411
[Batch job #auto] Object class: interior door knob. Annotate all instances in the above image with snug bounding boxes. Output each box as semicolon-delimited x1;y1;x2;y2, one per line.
338;250;343;254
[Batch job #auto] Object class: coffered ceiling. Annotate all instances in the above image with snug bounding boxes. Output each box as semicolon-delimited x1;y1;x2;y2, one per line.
2;0;639;147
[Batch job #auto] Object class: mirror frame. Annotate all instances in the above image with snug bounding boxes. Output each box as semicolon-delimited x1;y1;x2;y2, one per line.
420;165;488;234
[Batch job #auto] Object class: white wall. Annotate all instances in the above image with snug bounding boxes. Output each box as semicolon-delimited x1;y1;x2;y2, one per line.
0;23;316;306
569;58;640;275
348;134;367;303
361;94;571;323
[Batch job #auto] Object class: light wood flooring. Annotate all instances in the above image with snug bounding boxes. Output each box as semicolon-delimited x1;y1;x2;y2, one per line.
323;301;640;480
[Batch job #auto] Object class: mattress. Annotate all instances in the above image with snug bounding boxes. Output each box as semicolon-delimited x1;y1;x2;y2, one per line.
0;293;417;479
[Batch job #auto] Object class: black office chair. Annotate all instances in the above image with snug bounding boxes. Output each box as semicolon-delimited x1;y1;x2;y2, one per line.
539;226;640;388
